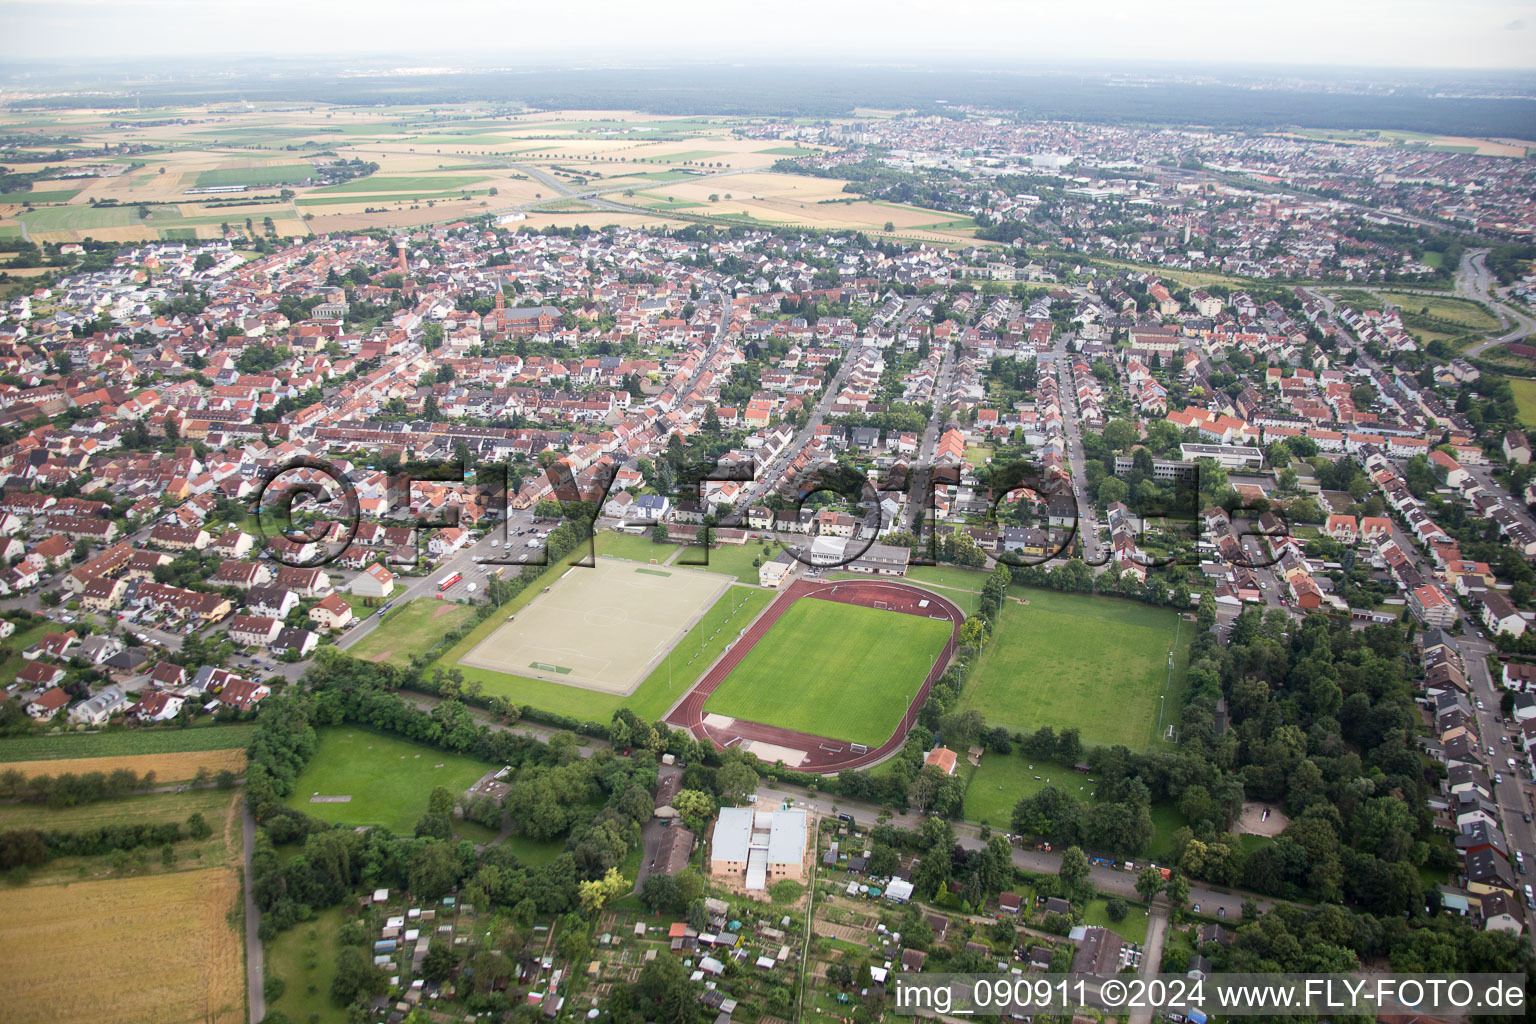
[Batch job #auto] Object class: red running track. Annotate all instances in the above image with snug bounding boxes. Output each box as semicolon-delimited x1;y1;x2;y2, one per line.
663;577;964;774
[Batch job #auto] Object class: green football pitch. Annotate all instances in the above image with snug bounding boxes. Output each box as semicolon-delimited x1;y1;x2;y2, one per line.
703;599;951;746
958;588;1190;750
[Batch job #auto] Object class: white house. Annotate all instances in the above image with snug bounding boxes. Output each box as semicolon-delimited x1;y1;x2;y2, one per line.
350;563;395;600
69;685;129;726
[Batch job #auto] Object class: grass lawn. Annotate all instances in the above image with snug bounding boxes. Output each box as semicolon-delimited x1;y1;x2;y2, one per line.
264;905;348;1024
595;530;678;564
498;831;566;867
958;588;1190;750
703;599;951;746
1509;377;1536;428
447;583;774;724
1376;290;1501;331
1084;897;1150;945
282;727;492;834
1146;803;1189;862
347;597;475;667
0;618;61;687
904;564;991;593
0;723;257;762
960;752;1060;827
673;539;775;582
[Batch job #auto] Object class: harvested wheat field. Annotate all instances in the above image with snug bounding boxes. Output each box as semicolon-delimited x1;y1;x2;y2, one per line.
3;748;246;782
0;867;245;1024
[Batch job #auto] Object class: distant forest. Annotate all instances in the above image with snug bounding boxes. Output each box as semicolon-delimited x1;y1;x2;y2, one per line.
7;65;1536;138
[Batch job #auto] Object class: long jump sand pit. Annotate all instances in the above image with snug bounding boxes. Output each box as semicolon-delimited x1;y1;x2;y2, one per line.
459;556;731;694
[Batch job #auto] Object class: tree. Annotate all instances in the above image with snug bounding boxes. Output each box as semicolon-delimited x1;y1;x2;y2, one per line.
1165;873;1190;910
407;841;461;899
672;789;715;830
1105;897;1128;922
421;943;458;983
331;947;387;1005
715;760;758;805
1059;845;1090;892
1135;865;1165;903
578;867;629;914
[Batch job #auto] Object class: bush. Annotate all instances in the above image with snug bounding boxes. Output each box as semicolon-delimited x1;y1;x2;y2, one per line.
1105;897;1128;922
263;975;286;1002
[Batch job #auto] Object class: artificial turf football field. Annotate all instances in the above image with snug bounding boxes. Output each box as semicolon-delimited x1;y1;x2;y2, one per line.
701;599;952;746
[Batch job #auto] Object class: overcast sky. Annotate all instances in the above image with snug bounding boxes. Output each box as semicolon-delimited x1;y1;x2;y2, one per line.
2;0;1534;69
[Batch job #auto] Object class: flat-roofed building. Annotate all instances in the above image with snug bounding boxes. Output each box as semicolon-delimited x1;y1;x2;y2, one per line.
710;807;809;890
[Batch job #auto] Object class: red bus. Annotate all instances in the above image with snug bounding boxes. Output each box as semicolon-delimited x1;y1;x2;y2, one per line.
437;571;462;592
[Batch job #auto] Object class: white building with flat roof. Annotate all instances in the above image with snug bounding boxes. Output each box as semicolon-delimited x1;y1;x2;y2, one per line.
710;806;808;889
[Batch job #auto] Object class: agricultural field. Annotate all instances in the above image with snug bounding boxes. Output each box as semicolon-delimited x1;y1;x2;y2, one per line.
958;588;1191;750
0;723;257;761
0;784;240;833
281;727;494;834
1;748;247;782
703;599;952;746
194;163;317;187
347;596;475;667
0;867;245;1024
0;106;944;241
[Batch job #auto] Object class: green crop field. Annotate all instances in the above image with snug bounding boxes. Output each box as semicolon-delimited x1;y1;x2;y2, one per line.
0;723;257;762
295;188;491;207
650;150;728;163
347;597;475;667
19;204;162;231
0;188;82;204
703;599;951;746
0;785;236;833
194;164;317;187
959;588;1190;750
311;174;489;194
282;727;492;834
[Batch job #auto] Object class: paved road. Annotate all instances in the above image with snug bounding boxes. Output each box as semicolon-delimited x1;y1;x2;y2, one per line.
768;786;1269;922
904;334;958;535
1053;336;1104;565
1130;900;1172;1024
